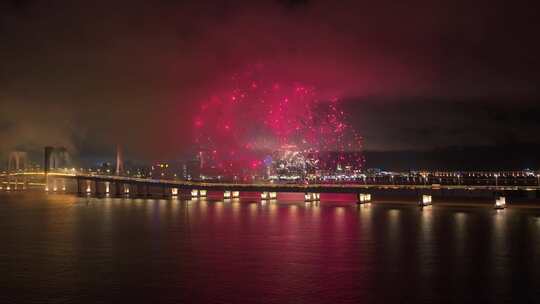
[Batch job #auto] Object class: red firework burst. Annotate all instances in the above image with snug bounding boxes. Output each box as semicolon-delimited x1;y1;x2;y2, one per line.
193;66;364;177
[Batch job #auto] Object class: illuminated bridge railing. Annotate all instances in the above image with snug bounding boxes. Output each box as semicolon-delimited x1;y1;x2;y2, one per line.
2;171;540;192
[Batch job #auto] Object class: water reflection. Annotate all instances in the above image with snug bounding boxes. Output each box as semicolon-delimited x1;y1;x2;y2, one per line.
387;209;401;244
454;211;467;257
357;203;373;236
2;192;539;303
492;209;508;279
419;205;434;277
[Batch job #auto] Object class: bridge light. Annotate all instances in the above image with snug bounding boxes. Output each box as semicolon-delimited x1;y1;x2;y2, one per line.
495;196;506;209
419;195;432;207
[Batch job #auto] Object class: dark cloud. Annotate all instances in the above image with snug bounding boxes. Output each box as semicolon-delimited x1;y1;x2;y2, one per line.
1;0;539;168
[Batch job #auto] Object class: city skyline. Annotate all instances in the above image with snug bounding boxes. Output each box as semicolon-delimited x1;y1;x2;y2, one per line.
1;0;539;170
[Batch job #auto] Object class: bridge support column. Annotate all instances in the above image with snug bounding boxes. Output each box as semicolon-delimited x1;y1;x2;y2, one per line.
304;193;320;202
162;185;168;198
224;190;231;199
85;180;92;195
171;188;178;197
304;193;318;202
115;182;121;197
76;178;81;195
261;191;269;200
269;192;277;200
495;196;506;209
232;191;240;198
357;193;372;204
105;182;110;195
95;181;102;196
191;189;207;198
123;184;130;196
21;176;27;190
61;179;66;192
50;178;57;192
419;194;432;207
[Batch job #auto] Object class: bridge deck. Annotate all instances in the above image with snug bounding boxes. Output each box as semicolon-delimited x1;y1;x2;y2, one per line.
3;172;539;193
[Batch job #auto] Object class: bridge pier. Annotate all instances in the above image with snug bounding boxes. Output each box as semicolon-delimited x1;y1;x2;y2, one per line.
191;189;207;198
232;191;240;198
304;193;320;202
161;185;168;198
95;180;102;196
224;190;231;199
85;180;92;195
123;184;130;196
419;194;432;207
76;178;81;195
261;191;269;200
357;193;372;204
495;196;506;209
115;182;122;197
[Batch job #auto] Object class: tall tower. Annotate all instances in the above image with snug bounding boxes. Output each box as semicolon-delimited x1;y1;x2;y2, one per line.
115;145;124;175
44;146;54;173
44;147;70;172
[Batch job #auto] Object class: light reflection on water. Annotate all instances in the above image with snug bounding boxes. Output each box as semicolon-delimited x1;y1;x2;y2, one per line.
0;192;539;303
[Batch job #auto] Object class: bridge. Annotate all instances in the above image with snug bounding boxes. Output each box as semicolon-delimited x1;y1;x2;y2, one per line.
2;171;540;204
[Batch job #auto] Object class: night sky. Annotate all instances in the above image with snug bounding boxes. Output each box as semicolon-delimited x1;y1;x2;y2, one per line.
1;0;539;170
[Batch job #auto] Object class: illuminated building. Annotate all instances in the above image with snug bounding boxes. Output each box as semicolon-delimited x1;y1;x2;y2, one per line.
151;162;173;179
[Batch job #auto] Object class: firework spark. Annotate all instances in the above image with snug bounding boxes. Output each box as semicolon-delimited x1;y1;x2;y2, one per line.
194;66;364;177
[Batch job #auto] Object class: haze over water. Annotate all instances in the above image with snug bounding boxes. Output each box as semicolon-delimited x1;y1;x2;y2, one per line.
1;192;539;303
